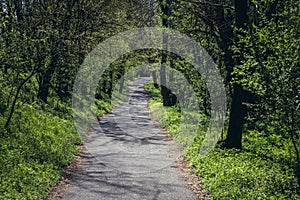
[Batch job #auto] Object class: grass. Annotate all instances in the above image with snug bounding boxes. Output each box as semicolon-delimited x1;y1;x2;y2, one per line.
0;95;114;199
0;83;127;199
144;82;300;200
0;104;81;199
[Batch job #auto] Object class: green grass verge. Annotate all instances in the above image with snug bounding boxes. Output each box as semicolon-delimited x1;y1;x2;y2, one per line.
0;104;81;199
144;82;300;200
0;95;114;199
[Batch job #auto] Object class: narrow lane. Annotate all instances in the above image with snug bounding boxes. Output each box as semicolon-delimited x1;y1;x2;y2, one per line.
62;77;196;200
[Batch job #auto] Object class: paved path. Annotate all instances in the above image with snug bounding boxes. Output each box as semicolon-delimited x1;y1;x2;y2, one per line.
62;77;196;200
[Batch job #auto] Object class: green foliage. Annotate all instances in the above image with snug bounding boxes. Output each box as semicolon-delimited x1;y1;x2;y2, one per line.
231;0;300;164
0;1;153;198
146;82;300;200
144;82;163;102
1;0;299;199
95;99;111;116
0;104;80;199
185;131;299;200
145;83;181;136
186;145;299;200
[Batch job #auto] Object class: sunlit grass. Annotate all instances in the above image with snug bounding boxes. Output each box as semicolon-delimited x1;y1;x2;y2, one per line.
145;82;300;200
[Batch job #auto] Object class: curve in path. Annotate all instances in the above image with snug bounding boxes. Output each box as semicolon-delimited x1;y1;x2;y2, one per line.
62;77;196;200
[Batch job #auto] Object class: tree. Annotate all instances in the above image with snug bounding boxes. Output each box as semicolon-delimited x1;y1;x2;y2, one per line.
225;0;249;149
159;0;177;106
231;0;300;183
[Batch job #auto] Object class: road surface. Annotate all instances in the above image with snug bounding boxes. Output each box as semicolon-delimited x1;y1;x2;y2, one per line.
62;77;196;200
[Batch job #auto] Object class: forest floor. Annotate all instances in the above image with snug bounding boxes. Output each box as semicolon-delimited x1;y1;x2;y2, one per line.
46;77;207;200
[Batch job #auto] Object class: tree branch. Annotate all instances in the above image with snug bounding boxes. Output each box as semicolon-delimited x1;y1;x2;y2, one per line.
4;71;36;129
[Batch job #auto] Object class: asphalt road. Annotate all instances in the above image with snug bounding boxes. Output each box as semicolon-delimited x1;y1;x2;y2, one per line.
62;77;196;200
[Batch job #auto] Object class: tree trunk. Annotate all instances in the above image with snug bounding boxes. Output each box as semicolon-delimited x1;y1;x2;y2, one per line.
225;84;245;148
38;63;56;103
119;77;125;94
168;58;177;105
160;0;175;106
5;72;35;128
108;69;114;98
225;0;249;149
160;60;169;106
152;71;159;88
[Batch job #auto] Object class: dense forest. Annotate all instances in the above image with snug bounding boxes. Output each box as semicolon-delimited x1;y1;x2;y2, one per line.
0;0;299;199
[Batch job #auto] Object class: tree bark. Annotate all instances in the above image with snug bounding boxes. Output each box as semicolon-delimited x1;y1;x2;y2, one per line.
225;0;248;149
152;71;159;88
160;60;169;106
4;72;35;128
160;0;176;106
225;84;245;148
168;57;177;105
38;63;56;103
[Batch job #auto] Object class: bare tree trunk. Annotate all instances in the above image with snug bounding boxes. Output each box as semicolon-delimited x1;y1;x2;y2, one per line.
152;71;159;88
225;84;245;148
159;0;175;106
4;72;35;128
225;0;249;149
37;63;56;103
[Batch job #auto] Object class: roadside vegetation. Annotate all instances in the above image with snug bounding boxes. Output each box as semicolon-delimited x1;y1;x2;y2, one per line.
0;0;299;199
0;1;150;199
145;83;300;199
0;104;80;199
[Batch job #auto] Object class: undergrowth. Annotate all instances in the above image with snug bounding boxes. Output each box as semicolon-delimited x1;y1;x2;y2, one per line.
145;82;300;200
0;95;113;200
0;103;81;199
